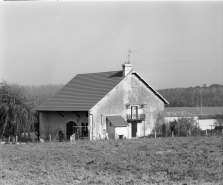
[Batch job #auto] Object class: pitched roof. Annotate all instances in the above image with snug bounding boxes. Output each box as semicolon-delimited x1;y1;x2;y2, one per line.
106;116;129;127
37;71;124;111
37;69;169;112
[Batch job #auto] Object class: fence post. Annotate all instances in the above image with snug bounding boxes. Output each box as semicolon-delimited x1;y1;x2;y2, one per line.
172;131;174;138
206;129;208;136
106;133;109;140
188;129;191;136
49;134;51;142
155;131;156;138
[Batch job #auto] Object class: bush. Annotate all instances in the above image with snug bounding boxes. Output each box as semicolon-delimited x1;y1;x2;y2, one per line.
153;112;199;137
174;117;198;137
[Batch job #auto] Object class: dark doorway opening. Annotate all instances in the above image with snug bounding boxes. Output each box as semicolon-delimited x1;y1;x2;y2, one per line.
81;123;89;138
66;121;77;140
132;122;137;137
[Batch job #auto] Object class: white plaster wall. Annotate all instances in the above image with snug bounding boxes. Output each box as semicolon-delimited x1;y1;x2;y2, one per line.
115;127;128;139
199;119;216;130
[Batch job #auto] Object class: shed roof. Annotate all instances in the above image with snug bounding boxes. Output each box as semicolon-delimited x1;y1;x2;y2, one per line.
106;116;129;127
37;71;124;111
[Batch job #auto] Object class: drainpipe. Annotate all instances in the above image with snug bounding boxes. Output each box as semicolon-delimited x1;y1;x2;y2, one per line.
89;113;93;140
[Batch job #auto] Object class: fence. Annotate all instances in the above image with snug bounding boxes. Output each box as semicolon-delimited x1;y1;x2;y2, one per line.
71;126;90;141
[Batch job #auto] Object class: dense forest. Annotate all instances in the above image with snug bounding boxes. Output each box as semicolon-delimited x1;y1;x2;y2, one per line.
158;84;223;107
22;84;64;107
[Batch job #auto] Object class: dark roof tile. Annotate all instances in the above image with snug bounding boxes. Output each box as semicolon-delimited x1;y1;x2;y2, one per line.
37;71;124;111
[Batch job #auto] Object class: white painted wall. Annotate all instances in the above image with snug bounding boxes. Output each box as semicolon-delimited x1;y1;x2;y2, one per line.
198;119;216;130
115;127;129;139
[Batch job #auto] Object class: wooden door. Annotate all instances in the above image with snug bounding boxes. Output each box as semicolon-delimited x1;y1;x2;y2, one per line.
132;122;137;137
66;121;77;140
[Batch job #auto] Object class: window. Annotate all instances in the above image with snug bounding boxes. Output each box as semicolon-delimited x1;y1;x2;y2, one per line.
110;122;112;127
86;111;88;117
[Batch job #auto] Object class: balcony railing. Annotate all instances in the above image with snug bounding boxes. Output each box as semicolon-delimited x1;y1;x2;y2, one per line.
127;114;145;121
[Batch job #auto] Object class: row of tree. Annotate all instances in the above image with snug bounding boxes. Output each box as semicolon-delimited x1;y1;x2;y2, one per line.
23;84;63;106
158;84;223;107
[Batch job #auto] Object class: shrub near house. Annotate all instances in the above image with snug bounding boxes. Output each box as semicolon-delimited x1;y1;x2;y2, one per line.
155;111;199;137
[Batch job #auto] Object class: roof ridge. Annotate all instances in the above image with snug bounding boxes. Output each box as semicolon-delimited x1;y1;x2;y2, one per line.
76;70;122;75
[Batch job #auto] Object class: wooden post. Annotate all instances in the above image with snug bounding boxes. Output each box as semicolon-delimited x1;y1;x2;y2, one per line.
49;134;51;142
155;131;157;138
12;137;15;144
206;129;208;136
172;131;174;138
188;129;191;136
106;133;109;140
222;129;223;134
8;137;10;143
16;135;18;143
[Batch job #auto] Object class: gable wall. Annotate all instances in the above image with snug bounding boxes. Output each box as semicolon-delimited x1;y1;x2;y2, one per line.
89;73;164;139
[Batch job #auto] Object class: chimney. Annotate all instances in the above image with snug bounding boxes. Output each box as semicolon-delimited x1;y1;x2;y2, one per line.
122;62;133;77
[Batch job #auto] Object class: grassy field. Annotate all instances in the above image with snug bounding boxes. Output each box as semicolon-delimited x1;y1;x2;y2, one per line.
0;136;223;185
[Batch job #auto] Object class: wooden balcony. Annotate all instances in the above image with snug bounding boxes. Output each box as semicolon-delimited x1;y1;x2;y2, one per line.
127;114;145;121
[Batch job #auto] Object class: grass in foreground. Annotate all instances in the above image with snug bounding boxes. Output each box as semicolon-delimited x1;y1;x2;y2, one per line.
0;136;223;185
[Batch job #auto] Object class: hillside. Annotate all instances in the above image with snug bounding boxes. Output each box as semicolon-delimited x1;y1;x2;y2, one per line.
158;84;223;107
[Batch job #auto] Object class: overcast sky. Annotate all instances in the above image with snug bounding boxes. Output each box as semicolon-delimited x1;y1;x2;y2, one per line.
0;1;222;89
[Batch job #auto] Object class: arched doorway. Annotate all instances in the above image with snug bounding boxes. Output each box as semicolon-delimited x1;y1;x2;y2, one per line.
66;121;77;140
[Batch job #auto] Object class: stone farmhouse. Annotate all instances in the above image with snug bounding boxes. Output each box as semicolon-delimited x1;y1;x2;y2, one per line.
37;62;168;140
